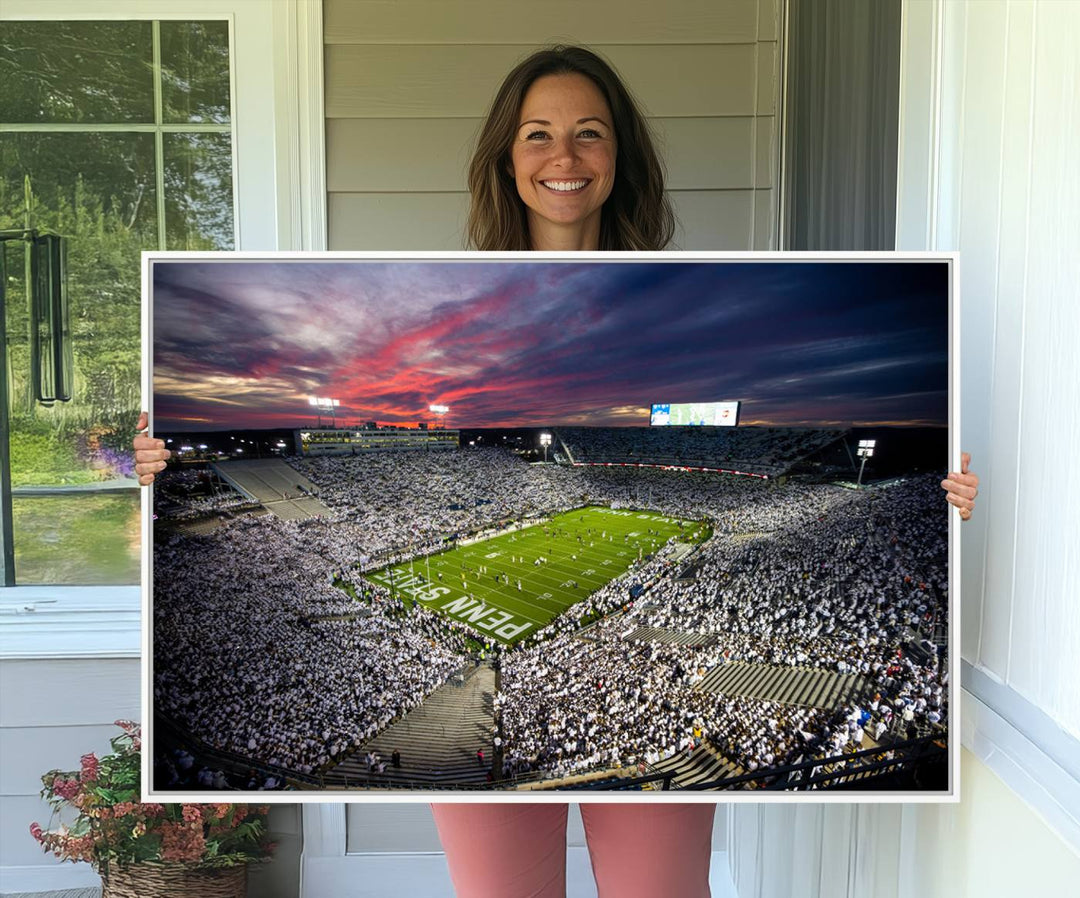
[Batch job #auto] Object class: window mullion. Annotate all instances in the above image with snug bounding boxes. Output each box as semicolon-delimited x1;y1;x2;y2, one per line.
0;124;231;134
152;19;167;252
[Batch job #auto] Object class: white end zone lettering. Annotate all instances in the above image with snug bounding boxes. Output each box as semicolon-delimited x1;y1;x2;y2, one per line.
494;620;533;640
439;594;534;641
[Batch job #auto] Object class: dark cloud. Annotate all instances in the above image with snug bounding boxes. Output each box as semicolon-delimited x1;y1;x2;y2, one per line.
152;260;949;430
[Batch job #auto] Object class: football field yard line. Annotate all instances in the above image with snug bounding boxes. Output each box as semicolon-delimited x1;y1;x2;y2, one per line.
367;506;704;646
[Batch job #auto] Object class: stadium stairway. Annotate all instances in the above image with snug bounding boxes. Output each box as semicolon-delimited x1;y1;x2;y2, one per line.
647;741;743;789
697;661;871;711
621;625;718;647
325;662;496;788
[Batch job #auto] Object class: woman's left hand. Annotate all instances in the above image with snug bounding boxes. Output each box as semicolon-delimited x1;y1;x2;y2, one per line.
941;451;979;521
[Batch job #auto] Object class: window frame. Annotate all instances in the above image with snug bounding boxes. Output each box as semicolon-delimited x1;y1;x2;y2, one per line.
0;0;325;658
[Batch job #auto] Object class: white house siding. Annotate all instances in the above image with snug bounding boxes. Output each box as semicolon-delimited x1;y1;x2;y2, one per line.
323;0;782;250
0;658;140;891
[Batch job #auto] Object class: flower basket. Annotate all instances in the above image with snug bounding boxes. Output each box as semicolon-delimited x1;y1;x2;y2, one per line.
101;862;247;898
31;721;274;890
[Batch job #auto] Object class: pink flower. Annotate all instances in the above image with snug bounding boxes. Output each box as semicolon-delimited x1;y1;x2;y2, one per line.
52;778;80;801
181;805;202;824
30;822;44;842
160;821;205;863
80;753;99;782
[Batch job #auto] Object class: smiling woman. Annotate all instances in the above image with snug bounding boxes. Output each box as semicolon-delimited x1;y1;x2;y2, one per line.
509;73;617;250
467;45;674;251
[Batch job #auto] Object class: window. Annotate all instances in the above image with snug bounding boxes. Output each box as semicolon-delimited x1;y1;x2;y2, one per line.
0;19;234;584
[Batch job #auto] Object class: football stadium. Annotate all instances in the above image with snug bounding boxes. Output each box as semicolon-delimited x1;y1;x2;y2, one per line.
152;422;949;794
150;258;950;794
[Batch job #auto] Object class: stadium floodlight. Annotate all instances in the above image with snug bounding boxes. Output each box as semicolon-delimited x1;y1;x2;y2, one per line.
540;432;552;463
855;439;877;488
309;395;341;428
429;403;450;428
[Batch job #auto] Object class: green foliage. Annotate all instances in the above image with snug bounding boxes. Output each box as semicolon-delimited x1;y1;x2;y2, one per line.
7;425;89;485
1;161;143;484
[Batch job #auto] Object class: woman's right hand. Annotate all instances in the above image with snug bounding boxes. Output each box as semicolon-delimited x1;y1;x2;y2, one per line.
134;411;170;486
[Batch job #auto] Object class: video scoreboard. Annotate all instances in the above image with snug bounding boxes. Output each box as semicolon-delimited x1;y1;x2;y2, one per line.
650;401;740;427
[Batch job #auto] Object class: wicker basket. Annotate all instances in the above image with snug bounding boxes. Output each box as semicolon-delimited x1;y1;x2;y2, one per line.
101;862;247;898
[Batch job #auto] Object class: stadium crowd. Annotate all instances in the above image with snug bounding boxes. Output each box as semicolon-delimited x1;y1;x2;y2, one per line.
153;437;947;784
496;474;947;777
154;515;472;774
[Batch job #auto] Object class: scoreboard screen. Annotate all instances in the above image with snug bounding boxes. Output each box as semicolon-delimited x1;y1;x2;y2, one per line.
650;401;740;427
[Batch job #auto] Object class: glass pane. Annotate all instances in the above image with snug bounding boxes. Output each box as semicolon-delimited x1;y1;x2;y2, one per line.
0;21;154;124
12;493;140;585
1;133;154;487
163;132;235;250
160;20;232;124
2;131;150;583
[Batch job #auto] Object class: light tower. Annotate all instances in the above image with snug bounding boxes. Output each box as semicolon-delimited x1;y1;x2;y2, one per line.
539;432;552;463
429;404;450;429
856;439;876;488
308;396;341;428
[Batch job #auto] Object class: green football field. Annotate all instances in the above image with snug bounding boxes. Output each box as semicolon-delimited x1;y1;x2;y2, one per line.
365;506;708;646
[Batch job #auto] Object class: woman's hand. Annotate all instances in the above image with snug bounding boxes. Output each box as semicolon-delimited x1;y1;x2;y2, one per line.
133;411;170;486
941;451;979;521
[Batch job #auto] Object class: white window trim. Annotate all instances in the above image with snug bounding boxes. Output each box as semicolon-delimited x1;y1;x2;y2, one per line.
0;0;326;660
0;586;140;658
960;666;1080;853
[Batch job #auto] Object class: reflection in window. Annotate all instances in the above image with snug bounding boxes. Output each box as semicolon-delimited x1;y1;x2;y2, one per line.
0;22;155;124
0;19;234;584
160;21;232;125
164;133;234;250
13;494;141;585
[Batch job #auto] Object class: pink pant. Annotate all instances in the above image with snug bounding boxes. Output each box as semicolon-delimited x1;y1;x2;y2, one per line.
431;802;715;898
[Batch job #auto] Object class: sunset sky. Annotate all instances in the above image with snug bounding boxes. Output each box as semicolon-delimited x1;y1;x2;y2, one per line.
152;259;949;432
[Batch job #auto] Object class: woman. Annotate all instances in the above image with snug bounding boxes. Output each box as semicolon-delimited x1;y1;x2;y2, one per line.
466;44;673;252
135;45;977;898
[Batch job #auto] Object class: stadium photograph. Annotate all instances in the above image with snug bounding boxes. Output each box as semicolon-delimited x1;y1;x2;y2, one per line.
147;256;953;796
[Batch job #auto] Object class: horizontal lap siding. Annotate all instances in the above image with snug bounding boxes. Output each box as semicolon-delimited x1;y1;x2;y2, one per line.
327;117;767;192
325;45;761;118
324;0;781;250
324;0;761;45
0;658;139;868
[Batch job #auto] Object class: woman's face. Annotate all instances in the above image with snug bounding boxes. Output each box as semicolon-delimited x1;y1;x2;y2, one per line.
509;73;616;248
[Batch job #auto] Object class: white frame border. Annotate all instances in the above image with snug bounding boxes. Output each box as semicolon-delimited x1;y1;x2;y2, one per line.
141;249;960;810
